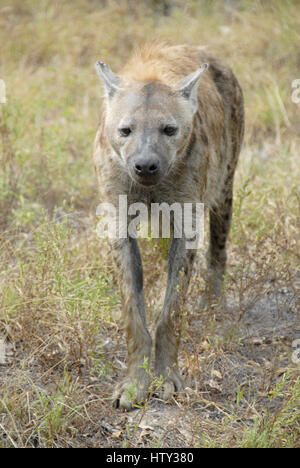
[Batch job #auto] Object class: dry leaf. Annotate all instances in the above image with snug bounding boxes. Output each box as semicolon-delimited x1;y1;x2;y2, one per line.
138;424;154;431
206;379;222;392
211;369;222;380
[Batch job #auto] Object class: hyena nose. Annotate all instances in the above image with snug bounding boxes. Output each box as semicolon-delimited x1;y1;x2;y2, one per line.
134;157;160;176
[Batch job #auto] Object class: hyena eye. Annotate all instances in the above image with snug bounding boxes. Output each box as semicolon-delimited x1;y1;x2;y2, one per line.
119;127;132;137
163;125;178;136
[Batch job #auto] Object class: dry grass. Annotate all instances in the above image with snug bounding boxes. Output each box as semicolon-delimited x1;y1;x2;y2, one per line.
0;0;299;447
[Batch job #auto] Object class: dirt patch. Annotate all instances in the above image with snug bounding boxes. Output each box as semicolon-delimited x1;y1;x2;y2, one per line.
85;279;299;448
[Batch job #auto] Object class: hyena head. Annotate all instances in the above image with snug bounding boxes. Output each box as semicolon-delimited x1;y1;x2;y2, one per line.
95;61;208;187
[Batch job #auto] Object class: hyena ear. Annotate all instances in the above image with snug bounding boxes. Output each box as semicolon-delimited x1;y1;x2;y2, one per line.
95;61;121;99
178;63;209;113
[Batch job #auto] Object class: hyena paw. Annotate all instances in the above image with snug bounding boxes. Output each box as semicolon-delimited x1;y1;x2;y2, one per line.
157;368;184;401
199;286;226;310
112;376;149;411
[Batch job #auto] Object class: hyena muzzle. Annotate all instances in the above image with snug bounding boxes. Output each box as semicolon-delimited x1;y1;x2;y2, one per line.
93;44;244;410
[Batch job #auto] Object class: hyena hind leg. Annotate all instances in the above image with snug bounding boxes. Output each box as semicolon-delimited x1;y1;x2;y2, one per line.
204;191;233;306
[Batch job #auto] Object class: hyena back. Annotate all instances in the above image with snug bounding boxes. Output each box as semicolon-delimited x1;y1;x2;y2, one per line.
93;44;244;409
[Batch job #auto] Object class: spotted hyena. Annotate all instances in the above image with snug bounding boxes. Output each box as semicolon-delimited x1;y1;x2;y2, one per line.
93;43;244;410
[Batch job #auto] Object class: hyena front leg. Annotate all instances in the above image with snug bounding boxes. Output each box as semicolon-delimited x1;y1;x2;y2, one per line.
206;189;233;304
111;237;152;410
155;236;196;400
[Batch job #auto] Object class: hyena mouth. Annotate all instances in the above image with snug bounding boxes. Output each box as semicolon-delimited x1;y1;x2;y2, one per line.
134;173;161;187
